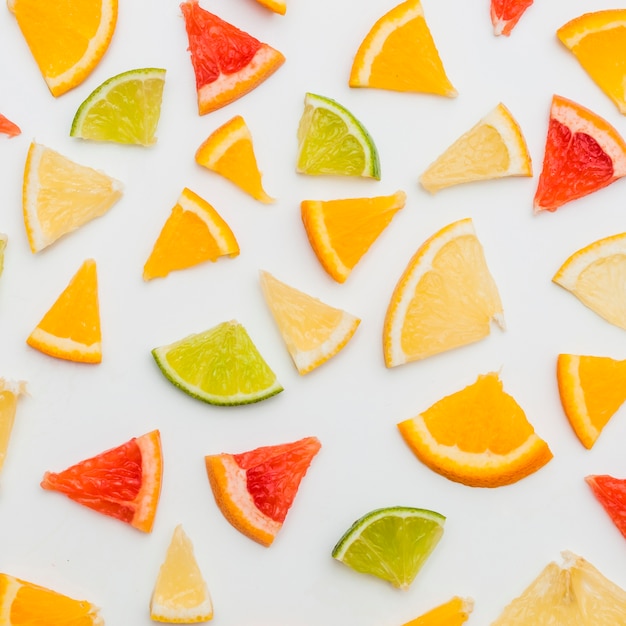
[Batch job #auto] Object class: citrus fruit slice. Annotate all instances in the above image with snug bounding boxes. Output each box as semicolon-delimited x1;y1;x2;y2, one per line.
490;0;533;36
383;217;504;367
180;0;285;115
420;103;532;193
331;506;445;590
195;115;274;203
0;233;7;276
552;231;626;330
397;372;553;487
150;524;213;622
259;270;361;375
301;191;406;283
533;95;626;213
296;92;381;179
205;436;321;546
152;320;283;406
402;596;474;626
557;10;626;115
26;259;102;364
0;574;103;626
0;379;27;475
491;551;626;624
0;114;20;137
586;474;626;540
41;429;162;533
22;142;123;253
143;187;240;281
7;0;117;97
70;67;166;146
349;0;456;96
254;0;286;15
557;353;626;449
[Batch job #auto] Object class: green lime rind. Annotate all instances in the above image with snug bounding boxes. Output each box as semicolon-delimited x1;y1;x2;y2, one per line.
152;320;283;407
70;68;166;146
297;92;381;179
331;506;445;590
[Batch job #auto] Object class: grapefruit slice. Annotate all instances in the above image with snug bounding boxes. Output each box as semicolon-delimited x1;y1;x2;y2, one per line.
0;114;20;137
490;0;533;36
586;474;626;540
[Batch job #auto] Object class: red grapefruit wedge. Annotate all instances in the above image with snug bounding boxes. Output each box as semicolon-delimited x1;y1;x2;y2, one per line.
586;474;626;540
0;114;20;137
490;0;533;36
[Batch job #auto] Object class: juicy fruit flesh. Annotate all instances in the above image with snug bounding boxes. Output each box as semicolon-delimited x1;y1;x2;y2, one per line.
403;596;474;626
586;475;626;540
0;381;26;472
491;0;533;36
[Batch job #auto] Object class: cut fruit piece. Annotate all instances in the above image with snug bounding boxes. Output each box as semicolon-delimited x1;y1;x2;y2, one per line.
332;506;445;590
180;0;285;115
586;474;626;540
0;233;7;276
26;259;101;364
259;270;361;375
557;353;626;449
22;142;123;253
533;95;626;213
254;0;286;15
150;524;213;623
491;551;626;624
397;372;553;487
301;191;406;283
0;379;27;475
557;10;626;115
0;114;21;137
420;102;532;193
491;0;533;36
195;115;273;203
402;596;474;626
205;436;321;546
349;0;456;97
7;0;117;97
143;187;239;281
0;574;103;625
553;231;626;330
70;67;166;146
383;217;504;367
152;320;283;406
41;429;162;533
296;92;381;179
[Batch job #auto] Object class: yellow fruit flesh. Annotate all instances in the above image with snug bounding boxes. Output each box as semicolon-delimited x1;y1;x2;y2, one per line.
0;381;26;473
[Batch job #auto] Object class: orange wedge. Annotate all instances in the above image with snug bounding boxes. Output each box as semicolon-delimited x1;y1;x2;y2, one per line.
301;191;406;283
254;0;286;15
403;596;474;626
0;379;27;476
143;187;240;281
398;372;553;487
349;0;456;97
259;270;361;374
27;259;101;363
491;0;533;36
195;115;273;203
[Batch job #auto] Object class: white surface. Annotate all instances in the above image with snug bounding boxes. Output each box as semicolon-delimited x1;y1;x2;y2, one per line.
1;1;626;624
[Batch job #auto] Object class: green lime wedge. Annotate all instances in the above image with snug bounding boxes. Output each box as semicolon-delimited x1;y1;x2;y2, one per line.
296;92;381;179
152;320;283;406
70;68;166;146
332;506;445;589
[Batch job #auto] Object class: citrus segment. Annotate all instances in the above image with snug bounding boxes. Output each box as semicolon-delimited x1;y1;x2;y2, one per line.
254;0;286;15
152;320;283;406
402;596;474;626
332;506;445;590
0;379;27;475
383;218;504;367
397;372;553;487
533;95;626;213
26;259;102;364
7;0;117;97
0;114;21;137
586;474;626;540
259;270;361;374
205;436;321;546
143;187;240;281
349;0;456;96
301;191;406;283
490;0;533;36
180;0;285;115
420;103;532;193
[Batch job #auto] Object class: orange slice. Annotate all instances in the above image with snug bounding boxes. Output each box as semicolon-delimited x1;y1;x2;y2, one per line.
301;191;406;283
490;0;533;36
181;0;285;115
349;0;456;97
41;429;162;533
533;95;626;213
0;379;27;476
143;187;240;281
403;596;474;626
195;115;274;203
259;270;361;374
398;372;553;487
0;114;20;137
7;0;117;97
254;0;286;15
205;436;321;546
27;259;101;364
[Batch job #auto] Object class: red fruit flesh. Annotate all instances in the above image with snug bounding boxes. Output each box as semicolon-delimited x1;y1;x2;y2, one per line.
586;474;626;540
491;0;533;36
0;114;21;137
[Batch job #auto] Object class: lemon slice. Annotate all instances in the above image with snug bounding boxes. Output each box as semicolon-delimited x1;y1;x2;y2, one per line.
0;379;27;475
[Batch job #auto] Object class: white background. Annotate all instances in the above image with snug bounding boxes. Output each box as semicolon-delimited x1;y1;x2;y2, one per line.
1;0;626;624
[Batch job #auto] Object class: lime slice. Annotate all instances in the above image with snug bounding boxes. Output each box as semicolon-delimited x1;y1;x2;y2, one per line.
296;92;381;179
152;320;283;406
332;506;445;589
70;68;166;146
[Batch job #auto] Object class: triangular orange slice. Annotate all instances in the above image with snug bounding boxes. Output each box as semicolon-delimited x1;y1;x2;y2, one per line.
254;0;286;15
26;259;101;363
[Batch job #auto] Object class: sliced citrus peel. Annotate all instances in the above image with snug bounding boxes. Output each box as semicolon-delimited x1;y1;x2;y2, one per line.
403;596;474;626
